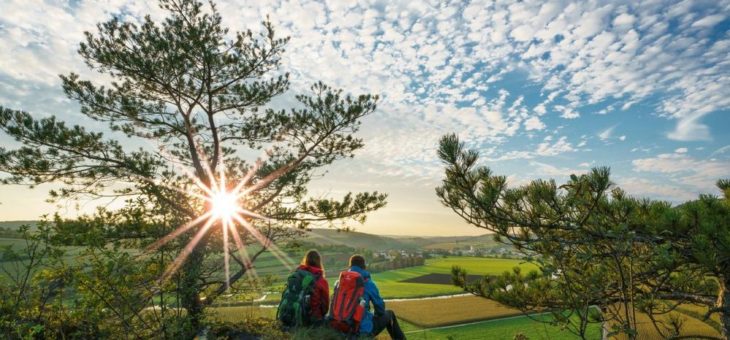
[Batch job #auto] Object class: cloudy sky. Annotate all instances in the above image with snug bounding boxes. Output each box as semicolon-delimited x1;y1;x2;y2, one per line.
1;0;729;236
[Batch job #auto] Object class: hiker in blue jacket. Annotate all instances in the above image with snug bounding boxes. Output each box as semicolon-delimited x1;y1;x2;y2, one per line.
348;255;406;340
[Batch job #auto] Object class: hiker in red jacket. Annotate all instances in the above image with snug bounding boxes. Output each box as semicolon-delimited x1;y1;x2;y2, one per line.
298;250;329;324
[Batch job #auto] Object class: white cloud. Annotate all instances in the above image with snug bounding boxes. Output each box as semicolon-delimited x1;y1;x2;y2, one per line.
617;177;695;202
536;136;575;156
0;0;728;186
524;116;545;131
529;161;585;178
613;13;636;27
511;25;535;42
674;147;688;154
711;145;730;156
632;153;730;192
598;125;616;140
691;14;725;28
554;105;580;119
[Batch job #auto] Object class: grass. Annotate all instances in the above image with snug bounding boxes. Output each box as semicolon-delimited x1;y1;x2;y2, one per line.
387;295;523;327
209;305;277;323
398;314;603;340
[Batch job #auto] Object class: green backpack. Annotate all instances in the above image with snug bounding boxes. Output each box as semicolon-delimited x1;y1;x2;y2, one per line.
276;269;319;328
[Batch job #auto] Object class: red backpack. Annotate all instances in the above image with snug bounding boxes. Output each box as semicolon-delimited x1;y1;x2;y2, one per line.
328;270;366;334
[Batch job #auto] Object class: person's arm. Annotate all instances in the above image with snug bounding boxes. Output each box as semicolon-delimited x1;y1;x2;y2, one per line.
367;280;386;316
321;278;330;316
311;280;323;319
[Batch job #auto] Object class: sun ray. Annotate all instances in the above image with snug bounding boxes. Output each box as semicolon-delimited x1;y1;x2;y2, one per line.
161;216;217;282
194;142;220;193
231;158;263;198
230;159;262;198
146;212;212;253
228;222;259;282
152;142;302;290
235;207;270;221
154;144;217;198
232;214;294;270
222;218;230;290
237;158;298;199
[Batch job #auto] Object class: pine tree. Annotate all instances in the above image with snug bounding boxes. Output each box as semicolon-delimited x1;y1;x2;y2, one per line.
0;0;386;332
437;133;729;339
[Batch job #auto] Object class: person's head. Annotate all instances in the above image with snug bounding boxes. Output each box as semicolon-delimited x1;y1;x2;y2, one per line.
301;249;323;269
349;254;366;269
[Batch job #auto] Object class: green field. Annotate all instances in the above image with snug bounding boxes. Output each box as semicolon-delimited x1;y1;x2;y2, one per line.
250;256;539;300
371;256;538;299
210;256;538;307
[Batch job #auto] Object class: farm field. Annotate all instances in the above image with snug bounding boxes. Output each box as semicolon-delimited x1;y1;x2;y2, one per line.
241;256;536;301
387;295;522;327
419;256;538;275
371;256;537;299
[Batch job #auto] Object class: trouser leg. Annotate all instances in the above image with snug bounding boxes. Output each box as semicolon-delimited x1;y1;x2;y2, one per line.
371;310;406;340
385;310;406;340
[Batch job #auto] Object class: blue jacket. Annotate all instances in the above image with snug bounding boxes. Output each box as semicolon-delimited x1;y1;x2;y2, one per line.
349;265;385;334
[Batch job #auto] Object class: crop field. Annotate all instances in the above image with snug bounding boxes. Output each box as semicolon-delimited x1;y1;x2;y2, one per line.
387;295;522;327
420;256;538;275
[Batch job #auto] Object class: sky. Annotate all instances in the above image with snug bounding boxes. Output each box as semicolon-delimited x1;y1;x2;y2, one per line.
0;0;729;236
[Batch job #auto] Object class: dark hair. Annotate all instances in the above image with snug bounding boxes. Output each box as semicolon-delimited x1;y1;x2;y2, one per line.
349;254;366;269
301;249;323;270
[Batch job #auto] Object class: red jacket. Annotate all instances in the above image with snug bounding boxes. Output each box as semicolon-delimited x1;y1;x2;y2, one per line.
297;264;329;320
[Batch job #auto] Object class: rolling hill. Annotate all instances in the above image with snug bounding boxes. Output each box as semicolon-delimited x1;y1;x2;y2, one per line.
0;220;502;252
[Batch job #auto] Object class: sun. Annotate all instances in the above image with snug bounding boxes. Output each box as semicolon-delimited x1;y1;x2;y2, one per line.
211;190;238;220
146;156;296;289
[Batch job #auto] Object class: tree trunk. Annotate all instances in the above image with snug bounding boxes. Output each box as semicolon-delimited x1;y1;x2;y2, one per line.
719;277;730;340
180;239;207;333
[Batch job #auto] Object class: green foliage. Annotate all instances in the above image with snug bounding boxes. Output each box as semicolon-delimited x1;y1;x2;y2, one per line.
207;316;287;339
437;133;730;339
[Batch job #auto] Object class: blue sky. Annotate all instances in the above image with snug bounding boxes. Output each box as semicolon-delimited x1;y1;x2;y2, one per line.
0;0;729;235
